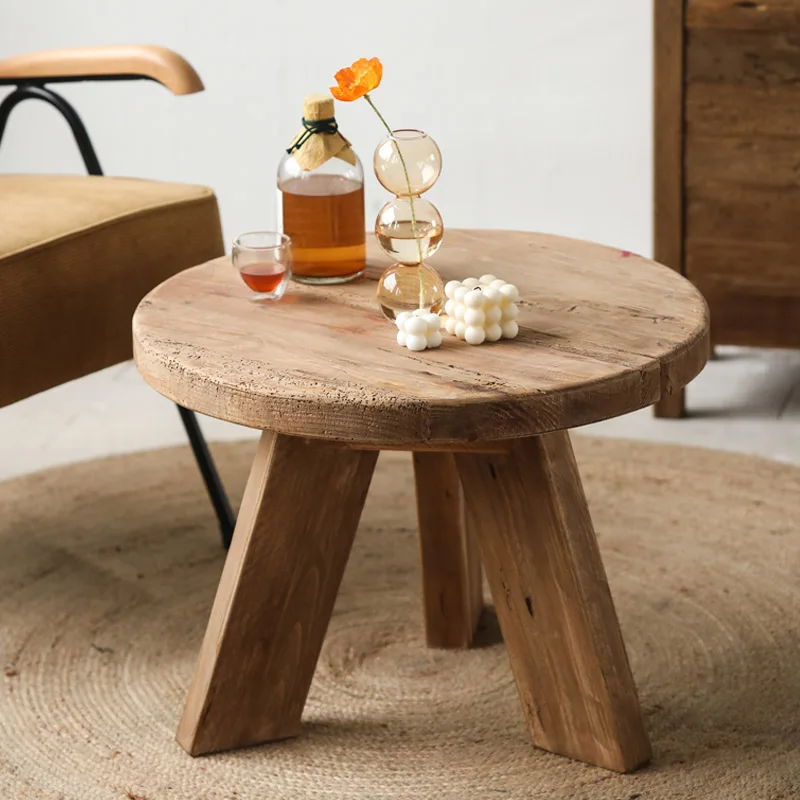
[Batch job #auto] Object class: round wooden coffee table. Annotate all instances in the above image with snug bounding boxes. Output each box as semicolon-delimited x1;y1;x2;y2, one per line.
133;230;709;773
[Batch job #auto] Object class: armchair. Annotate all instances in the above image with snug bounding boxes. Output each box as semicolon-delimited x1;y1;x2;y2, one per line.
0;45;235;546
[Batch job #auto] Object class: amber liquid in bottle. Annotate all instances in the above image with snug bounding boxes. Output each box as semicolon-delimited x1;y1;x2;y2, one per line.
280;174;366;282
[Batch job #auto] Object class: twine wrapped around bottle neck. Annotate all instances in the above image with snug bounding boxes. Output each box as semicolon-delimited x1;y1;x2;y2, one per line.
287;117;339;154
286;94;356;171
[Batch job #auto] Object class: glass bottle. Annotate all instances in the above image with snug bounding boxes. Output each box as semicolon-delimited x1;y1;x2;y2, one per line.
278;94;366;284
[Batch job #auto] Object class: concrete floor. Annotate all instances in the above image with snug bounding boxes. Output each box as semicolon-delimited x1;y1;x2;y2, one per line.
1;346;799;483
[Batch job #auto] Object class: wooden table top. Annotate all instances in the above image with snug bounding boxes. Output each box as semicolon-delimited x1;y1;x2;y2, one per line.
133;230;709;445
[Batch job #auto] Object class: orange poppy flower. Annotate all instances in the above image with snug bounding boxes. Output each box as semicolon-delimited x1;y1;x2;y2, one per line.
330;57;383;102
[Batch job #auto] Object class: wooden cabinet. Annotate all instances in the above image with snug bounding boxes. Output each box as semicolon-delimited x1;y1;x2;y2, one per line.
655;0;800;416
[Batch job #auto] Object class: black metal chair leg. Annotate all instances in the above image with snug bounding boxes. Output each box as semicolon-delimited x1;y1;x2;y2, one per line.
177;406;236;548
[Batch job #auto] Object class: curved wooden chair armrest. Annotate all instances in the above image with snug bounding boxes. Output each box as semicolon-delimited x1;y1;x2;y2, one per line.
0;45;204;95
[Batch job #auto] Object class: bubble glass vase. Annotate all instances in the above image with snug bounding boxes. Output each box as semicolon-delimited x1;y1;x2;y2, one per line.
374;129;445;321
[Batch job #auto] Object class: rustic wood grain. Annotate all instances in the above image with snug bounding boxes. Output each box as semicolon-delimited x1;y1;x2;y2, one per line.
687;27;800;87
681;4;800;354
687;183;800;243
687;82;800;137
133;231;709;445
688;0;800;32
455;433;651;773
686;283;800;347
413;453;482;649
176;432;377;756
686;239;800;296
686;135;800;189
654;0;688;418
654;388;687;419
334;440;509;454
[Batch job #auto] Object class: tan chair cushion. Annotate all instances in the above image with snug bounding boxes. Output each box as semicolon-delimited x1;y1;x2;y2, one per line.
0;174;223;408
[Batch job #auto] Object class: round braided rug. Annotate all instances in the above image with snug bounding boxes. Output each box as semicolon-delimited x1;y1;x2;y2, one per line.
1;437;799;799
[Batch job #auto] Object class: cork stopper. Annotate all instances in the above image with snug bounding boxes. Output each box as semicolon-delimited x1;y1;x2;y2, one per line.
303;94;334;121
286;93;356;171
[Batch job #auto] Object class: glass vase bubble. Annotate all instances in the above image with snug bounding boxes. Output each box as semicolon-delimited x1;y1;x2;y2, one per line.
376;263;444;320
374;129;442;197
375;197;443;264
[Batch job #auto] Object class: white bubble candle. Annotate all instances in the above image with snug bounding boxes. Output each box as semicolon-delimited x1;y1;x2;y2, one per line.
395;310;443;351
441;275;520;344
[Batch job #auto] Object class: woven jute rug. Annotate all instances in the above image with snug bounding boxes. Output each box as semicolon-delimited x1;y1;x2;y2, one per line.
1;436;799;799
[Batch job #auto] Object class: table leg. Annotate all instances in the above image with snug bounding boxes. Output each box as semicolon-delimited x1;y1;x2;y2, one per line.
176;431;378;756
455;432;651;773
655;388;685;418
413;452;483;649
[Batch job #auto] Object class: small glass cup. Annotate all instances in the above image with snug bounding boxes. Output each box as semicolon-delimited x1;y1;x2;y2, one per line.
232;232;292;301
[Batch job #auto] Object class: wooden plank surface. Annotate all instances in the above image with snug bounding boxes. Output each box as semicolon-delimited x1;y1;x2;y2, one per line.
688;284;800;348
683;3;800;351
686;239;800;296
687;83;800;137
133;231;709;445
686;135;800;189
177;432;377;756
413;452;482;649
685;176;800;342
687;0;800;31
335;440;509;454
687;183;800;243
455;433;651;772
687;27;800;87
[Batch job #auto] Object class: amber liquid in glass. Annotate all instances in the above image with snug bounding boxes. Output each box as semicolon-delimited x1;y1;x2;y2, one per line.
239;263;286;293
280;174;366;282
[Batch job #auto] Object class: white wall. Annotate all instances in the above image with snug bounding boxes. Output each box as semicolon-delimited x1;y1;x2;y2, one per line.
1;0;653;257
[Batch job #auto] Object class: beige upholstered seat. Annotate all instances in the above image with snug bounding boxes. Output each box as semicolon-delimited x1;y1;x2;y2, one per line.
0;174;223;408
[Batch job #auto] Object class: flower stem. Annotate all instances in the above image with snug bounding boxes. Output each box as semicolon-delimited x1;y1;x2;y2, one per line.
364;93;425;309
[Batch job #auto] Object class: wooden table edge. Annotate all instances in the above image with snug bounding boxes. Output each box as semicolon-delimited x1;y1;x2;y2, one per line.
133;335;709;447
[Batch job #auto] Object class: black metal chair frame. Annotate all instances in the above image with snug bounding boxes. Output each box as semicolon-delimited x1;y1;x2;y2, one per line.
0;80;235;548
